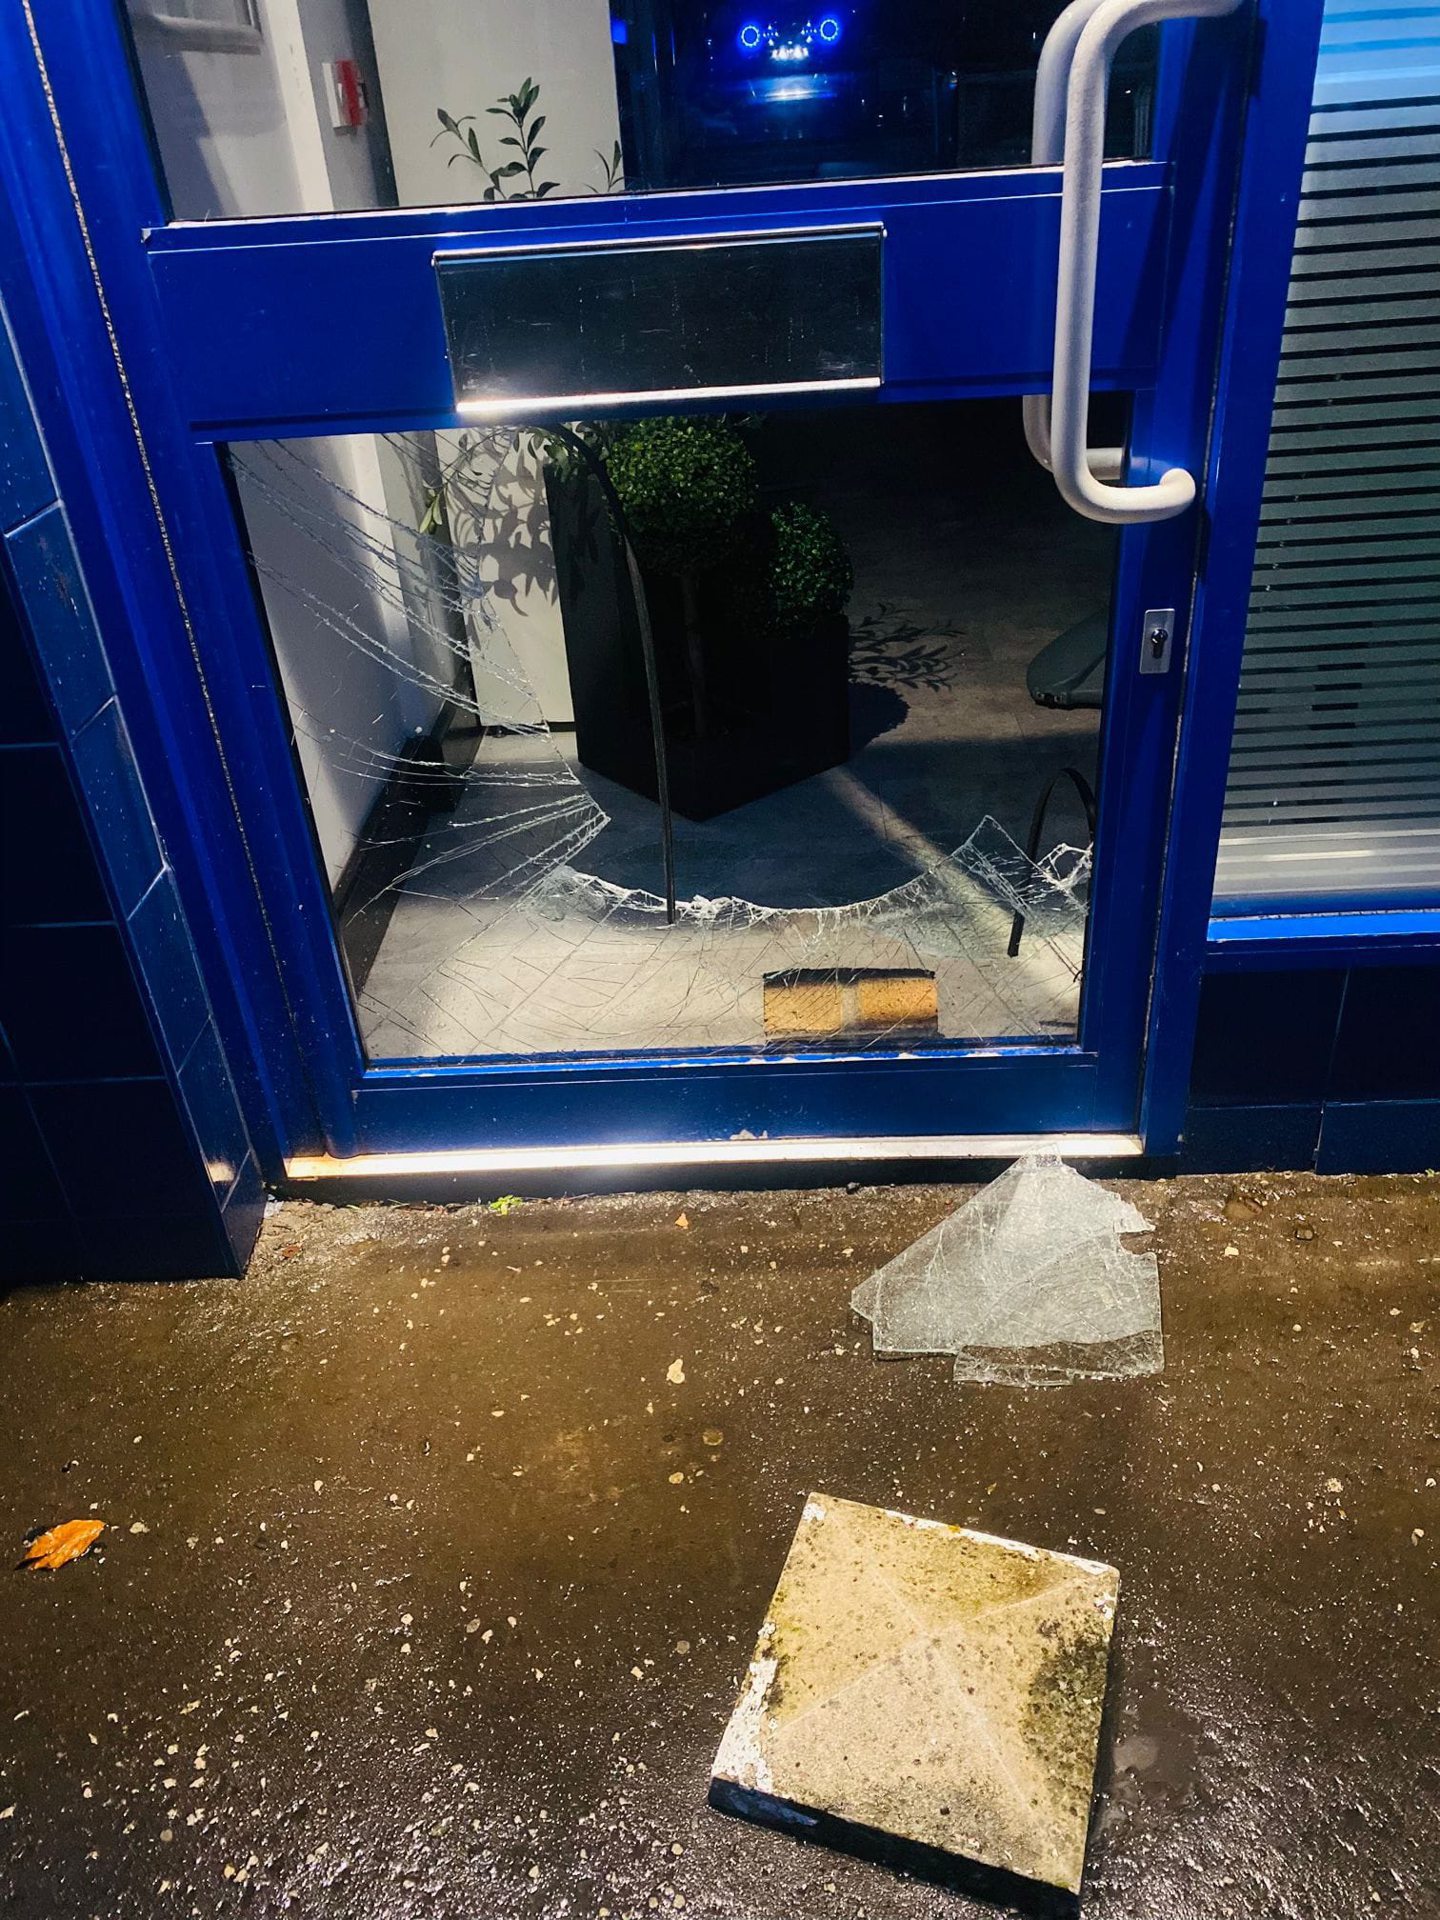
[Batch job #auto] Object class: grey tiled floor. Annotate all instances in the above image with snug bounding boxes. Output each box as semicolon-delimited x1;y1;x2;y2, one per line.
358;415;1109;1062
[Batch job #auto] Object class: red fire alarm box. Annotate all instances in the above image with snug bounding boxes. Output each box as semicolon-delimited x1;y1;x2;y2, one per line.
323;58;368;130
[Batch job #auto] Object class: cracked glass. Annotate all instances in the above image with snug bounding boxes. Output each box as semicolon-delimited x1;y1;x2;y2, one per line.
852;1152;1163;1386
228;397;1116;1063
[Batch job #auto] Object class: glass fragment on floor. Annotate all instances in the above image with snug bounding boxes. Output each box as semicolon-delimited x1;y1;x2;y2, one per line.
851;1153;1162;1386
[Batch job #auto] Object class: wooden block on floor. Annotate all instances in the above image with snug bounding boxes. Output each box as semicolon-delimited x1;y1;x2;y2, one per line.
763;974;847;1037
763;970;938;1040
852;970;939;1032
710;1494;1118;1912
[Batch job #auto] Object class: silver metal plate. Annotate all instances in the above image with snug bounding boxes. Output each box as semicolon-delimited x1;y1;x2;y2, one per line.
1139;606;1175;675
435;226;884;419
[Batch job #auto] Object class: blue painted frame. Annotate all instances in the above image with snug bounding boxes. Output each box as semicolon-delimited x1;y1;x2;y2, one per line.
145;167;1170;439
1206;908;1440;972
2;0;1320;1167
1140;0;1332;1155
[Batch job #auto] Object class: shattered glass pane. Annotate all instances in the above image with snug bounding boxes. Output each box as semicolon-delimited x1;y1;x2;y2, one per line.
229;402;1112;1062
852;1154;1163;1386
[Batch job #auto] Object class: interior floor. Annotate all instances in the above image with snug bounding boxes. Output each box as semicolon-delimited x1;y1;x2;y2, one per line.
356;404;1110;1062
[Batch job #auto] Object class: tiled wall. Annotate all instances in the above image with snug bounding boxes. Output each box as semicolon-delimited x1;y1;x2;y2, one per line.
1183;962;1440;1175
0;305;262;1282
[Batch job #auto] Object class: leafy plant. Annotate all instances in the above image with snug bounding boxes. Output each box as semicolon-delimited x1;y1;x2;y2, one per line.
597;418;758;734
591;140;624;194
765;501;853;633
418;429;484;535
525;420;614;484
434;82;623;200
433;78;557;201
602;417;758;577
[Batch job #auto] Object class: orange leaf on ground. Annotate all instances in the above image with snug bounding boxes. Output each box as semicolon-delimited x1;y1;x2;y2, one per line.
20;1520;105;1571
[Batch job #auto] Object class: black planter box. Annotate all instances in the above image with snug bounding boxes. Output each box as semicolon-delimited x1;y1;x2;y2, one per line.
545;466;850;822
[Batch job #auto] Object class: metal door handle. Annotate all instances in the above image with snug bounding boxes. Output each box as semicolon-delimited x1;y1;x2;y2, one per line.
1022;0;1243;525
1022;0;1123;488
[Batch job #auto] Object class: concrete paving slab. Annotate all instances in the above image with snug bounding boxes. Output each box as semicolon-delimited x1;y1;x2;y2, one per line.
712;1495;1117;1903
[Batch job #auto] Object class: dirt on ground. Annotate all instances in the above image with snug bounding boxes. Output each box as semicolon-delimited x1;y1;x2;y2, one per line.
0;1170;1437;1919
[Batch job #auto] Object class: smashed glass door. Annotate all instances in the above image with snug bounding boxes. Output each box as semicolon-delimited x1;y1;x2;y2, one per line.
232;397;1114;1062
49;0;1265;1152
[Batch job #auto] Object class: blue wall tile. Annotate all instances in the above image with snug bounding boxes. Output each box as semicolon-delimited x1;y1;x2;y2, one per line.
1318;1100;1440;1178
1189;970;1347;1107
1328;967;1440;1103
0;591;52;744
0;1083;67;1222
3;506;114;738
0;923;161;1081
221;1149;266;1268
1180;1101;1322;1173
0;322;52;531
0;269;257;1283
75;1211;231;1283
29;1077;208;1220
1187;955;1440;1174
4;1215;84;1283
178;1019;253;1205
0;743;109;924
69;700;162;917
126;870;210;1068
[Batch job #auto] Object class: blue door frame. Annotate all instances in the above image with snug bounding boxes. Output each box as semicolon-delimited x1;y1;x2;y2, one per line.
0;0;1325;1172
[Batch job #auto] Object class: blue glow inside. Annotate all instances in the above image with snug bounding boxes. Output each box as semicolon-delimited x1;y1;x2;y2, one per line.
818;14;841;41
738;21;763;50
611;15;628;42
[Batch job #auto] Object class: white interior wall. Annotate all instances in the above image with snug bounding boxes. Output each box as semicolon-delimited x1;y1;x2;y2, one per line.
128;6;306;221
127;0;438;888
367;0;625;724
366;0;622;205
264;0;390;214
231;438;435;885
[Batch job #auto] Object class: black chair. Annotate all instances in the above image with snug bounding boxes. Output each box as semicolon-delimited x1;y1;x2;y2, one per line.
1025;610;1107;711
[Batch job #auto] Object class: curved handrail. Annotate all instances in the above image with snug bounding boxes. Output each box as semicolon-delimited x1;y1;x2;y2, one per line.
1027;0;1244;524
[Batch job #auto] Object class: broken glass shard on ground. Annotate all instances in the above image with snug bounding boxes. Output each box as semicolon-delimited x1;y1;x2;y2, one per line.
852;1154;1162;1386
710;1494;1119;1903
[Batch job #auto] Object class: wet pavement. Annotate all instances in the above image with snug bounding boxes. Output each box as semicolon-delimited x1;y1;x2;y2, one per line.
1;1171;1437;1919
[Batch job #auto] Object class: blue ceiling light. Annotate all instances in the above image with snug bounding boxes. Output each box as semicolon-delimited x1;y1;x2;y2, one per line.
738;21;763;51
817;13;842;42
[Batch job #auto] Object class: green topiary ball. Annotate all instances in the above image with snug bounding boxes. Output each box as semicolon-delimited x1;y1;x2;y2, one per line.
604;417;758;576
766;501;853;633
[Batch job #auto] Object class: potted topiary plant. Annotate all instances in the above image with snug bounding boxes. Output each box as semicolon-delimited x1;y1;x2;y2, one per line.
545;416;854;819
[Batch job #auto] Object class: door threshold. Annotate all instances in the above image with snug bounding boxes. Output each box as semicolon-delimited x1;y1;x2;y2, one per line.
284;1132;1143;1194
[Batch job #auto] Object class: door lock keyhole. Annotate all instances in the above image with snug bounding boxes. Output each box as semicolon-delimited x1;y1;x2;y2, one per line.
1139;607;1175;675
